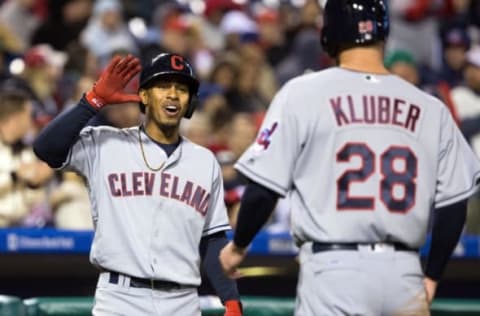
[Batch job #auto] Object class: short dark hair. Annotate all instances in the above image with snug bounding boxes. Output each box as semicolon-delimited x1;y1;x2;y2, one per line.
0;90;30;120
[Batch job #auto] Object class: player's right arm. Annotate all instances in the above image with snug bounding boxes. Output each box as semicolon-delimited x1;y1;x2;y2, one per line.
221;81;297;277
220;180;281;278
33;55;141;168
33;98;97;168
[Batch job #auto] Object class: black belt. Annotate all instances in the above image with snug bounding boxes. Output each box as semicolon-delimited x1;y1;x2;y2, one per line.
107;271;192;291
312;242;417;253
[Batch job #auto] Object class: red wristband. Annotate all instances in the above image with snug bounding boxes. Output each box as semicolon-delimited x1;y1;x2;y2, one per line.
224;300;242;316
85;89;106;109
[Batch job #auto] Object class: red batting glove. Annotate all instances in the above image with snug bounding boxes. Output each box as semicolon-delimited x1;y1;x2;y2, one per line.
86;54;142;109
224;300;242;316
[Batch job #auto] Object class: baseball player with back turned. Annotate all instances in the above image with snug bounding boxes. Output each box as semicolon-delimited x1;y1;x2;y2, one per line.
220;0;480;315
33;53;243;316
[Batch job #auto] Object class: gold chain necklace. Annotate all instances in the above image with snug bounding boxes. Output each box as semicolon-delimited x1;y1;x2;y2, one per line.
138;127;165;172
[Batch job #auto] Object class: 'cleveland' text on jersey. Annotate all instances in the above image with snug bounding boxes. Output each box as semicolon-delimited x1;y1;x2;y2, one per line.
107;171;210;216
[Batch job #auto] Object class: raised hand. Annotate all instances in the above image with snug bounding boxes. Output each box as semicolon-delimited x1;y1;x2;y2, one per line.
86;55;142;109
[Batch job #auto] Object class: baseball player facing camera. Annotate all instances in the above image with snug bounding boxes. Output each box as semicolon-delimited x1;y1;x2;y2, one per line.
220;0;480;315
33;53;242;316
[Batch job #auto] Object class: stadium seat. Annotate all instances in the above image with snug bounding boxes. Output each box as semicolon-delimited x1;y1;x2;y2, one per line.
23;297;93;316
431;299;480;316
0;295;25;316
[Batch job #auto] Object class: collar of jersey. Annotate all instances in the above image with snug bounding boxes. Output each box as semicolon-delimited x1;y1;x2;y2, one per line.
139;125;182;158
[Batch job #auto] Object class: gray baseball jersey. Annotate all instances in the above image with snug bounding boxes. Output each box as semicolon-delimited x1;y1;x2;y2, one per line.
62;125;230;286
236;67;480;249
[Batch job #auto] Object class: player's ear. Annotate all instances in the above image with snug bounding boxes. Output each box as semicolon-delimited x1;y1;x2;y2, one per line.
139;89;148;106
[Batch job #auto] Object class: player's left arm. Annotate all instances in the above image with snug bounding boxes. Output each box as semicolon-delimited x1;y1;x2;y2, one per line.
424;198;468;304
428;104;480;303
201;158;242;315
200;232;242;316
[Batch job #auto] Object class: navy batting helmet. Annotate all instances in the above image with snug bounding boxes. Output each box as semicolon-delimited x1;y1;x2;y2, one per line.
321;0;389;58
139;53;199;119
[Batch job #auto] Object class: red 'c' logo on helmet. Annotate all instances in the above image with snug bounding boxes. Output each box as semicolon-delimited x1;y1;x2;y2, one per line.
170;55;185;70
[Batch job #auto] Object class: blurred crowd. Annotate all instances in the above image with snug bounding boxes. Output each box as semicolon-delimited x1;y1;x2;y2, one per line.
0;0;480;235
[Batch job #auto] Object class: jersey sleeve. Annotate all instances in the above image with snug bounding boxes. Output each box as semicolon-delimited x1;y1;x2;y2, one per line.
62;126;98;178
434;107;480;208
202;158;231;236
235;83;299;196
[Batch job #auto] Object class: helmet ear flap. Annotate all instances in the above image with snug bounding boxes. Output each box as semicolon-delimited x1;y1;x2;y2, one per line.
139;102;146;113
184;95;198;119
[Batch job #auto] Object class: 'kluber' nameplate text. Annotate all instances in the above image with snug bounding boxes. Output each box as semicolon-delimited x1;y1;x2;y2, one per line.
330;95;421;132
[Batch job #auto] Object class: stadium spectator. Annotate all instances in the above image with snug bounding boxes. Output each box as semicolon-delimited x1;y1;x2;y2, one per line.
208;52;240;95
140;6;220;82
199;0;244;52
60;42;97;102
62;75;96;111
275;24;323;86
467;1;480;31
49;171;92;230
20;44;68;126
220;10;258;53
255;8;286;68
0;0;42;51
450;44;480;233
197;83;227;118
0;21;24;56
81;0;138;68
31;0;92;51
385;49;462;124
226;113;258;160
0;90;53;227
387;0;454;73
181;111;212;148
439;26;471;87
451;45;480;153
225;49;274;113
385;49;421;86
